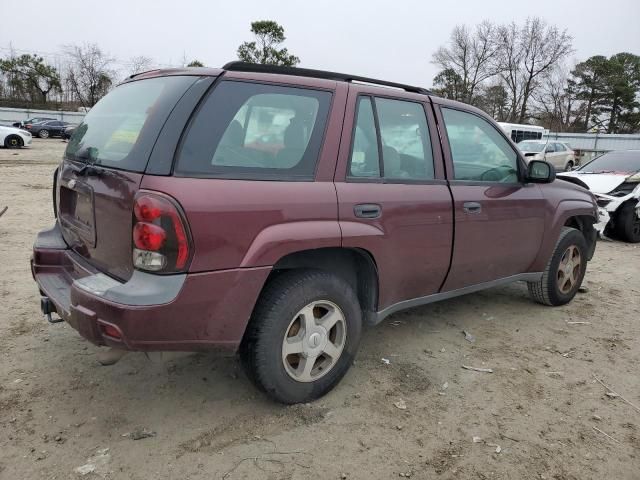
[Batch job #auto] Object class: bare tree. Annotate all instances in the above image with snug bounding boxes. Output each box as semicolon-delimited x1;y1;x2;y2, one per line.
496;18;573;123
532;65;583;131
64;43;115;108
432;21;499;104
128;55;154;76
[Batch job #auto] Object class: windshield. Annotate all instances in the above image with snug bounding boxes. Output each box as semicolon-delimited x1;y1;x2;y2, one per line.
65;75;196;172
518;141;545;153
578;151;640;174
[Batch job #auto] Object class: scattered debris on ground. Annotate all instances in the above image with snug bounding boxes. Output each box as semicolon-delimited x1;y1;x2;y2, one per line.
463;330;476;343
462;365;493;373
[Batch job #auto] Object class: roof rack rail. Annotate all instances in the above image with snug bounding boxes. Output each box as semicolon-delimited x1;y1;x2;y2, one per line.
222;61;431;95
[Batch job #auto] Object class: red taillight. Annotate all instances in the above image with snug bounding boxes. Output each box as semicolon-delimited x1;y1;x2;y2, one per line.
132;192;192;273
134;196;163;222
133;222;166;251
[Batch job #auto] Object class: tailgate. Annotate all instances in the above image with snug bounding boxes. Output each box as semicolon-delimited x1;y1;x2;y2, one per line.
57;164;143;281
56;75;200;281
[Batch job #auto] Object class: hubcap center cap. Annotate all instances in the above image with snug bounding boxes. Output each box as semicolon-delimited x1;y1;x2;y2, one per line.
304;328;327;356
309;332;322;348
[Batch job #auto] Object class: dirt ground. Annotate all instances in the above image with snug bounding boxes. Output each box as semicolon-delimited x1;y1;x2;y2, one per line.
1;139;639;480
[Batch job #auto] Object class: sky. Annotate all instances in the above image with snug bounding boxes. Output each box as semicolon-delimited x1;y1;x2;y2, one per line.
1;0;639;87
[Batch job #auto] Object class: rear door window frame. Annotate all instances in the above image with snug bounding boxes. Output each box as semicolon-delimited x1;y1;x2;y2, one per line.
346;93;442;185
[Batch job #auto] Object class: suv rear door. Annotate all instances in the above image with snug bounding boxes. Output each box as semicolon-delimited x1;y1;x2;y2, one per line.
335;86;454;311
434;102;546;291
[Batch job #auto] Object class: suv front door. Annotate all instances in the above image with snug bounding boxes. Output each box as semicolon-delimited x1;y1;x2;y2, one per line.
435;104;546;291
335;87;454;311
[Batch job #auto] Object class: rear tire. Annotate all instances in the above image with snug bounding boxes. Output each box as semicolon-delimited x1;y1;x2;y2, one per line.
240;270;362;404
528;227;587;306
38;129;49;139
564;160;574;171
614;201;640;243
4;135;23;149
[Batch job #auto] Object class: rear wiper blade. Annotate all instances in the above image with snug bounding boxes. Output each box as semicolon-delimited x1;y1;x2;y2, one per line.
70;162;105;176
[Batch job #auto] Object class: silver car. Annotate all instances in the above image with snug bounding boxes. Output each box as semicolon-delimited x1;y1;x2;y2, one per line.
519;141;576;172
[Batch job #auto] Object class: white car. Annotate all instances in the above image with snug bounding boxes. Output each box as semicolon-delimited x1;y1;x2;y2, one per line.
0;125;32;149
559;150;640;243
518;140;576;171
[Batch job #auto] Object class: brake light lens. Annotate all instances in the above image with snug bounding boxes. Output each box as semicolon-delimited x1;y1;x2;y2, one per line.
132;192;192;273
133;223;166;251
100;323;122;340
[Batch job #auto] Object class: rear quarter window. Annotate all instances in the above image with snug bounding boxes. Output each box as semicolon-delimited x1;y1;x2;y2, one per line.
175;81;332;180
65;76;197;172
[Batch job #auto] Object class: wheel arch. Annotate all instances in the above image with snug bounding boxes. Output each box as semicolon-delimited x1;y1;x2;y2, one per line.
564;214;597;260
266;247;379;323
530;200;597;271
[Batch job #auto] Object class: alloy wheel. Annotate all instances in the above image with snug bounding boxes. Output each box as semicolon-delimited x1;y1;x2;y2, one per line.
557;245;582;294
281;300;347;383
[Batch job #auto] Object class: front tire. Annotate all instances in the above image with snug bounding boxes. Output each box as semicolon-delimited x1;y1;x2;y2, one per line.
615;201;640;243
38;129;49;139
528;227;587;306
4;135;23;149
240;270;362;404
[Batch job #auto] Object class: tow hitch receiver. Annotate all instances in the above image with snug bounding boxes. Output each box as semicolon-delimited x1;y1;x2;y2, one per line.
41;296;63;324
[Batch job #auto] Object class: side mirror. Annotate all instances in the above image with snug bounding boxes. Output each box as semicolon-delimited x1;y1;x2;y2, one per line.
545;146;554;153
527;160;556;183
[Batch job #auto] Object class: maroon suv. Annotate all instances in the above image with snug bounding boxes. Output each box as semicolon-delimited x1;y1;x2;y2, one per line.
32;62;598;403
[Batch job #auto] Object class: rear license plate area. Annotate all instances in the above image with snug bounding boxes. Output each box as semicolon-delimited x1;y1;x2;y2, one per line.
59;182;96;247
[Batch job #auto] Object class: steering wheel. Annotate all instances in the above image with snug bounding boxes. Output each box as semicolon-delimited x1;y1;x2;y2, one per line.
479;166;517;182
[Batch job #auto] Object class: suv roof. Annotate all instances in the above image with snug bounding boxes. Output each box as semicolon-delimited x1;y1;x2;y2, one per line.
127;61;432;96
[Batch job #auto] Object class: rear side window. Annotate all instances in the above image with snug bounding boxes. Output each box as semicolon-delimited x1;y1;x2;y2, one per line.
66;76;196;172
175;81;332;180
348;96;435;181
349;98;380;177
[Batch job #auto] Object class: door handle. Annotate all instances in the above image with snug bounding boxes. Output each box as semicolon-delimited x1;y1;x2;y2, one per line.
354;203;382;219
463;202;482;214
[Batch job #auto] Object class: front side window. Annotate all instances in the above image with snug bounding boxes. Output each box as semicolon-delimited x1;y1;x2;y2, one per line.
348;96;435;181
442;108;519;182
176;81;331;180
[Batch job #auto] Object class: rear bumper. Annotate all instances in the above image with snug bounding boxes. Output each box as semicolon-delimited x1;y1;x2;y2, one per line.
32;223;271;351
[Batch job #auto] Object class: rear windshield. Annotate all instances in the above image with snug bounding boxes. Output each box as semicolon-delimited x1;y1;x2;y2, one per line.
175;81;332;180
65;76;197;172
578;151;640;174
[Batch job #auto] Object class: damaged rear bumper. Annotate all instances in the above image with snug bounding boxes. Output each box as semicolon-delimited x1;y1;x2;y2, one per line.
32;222;271;351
